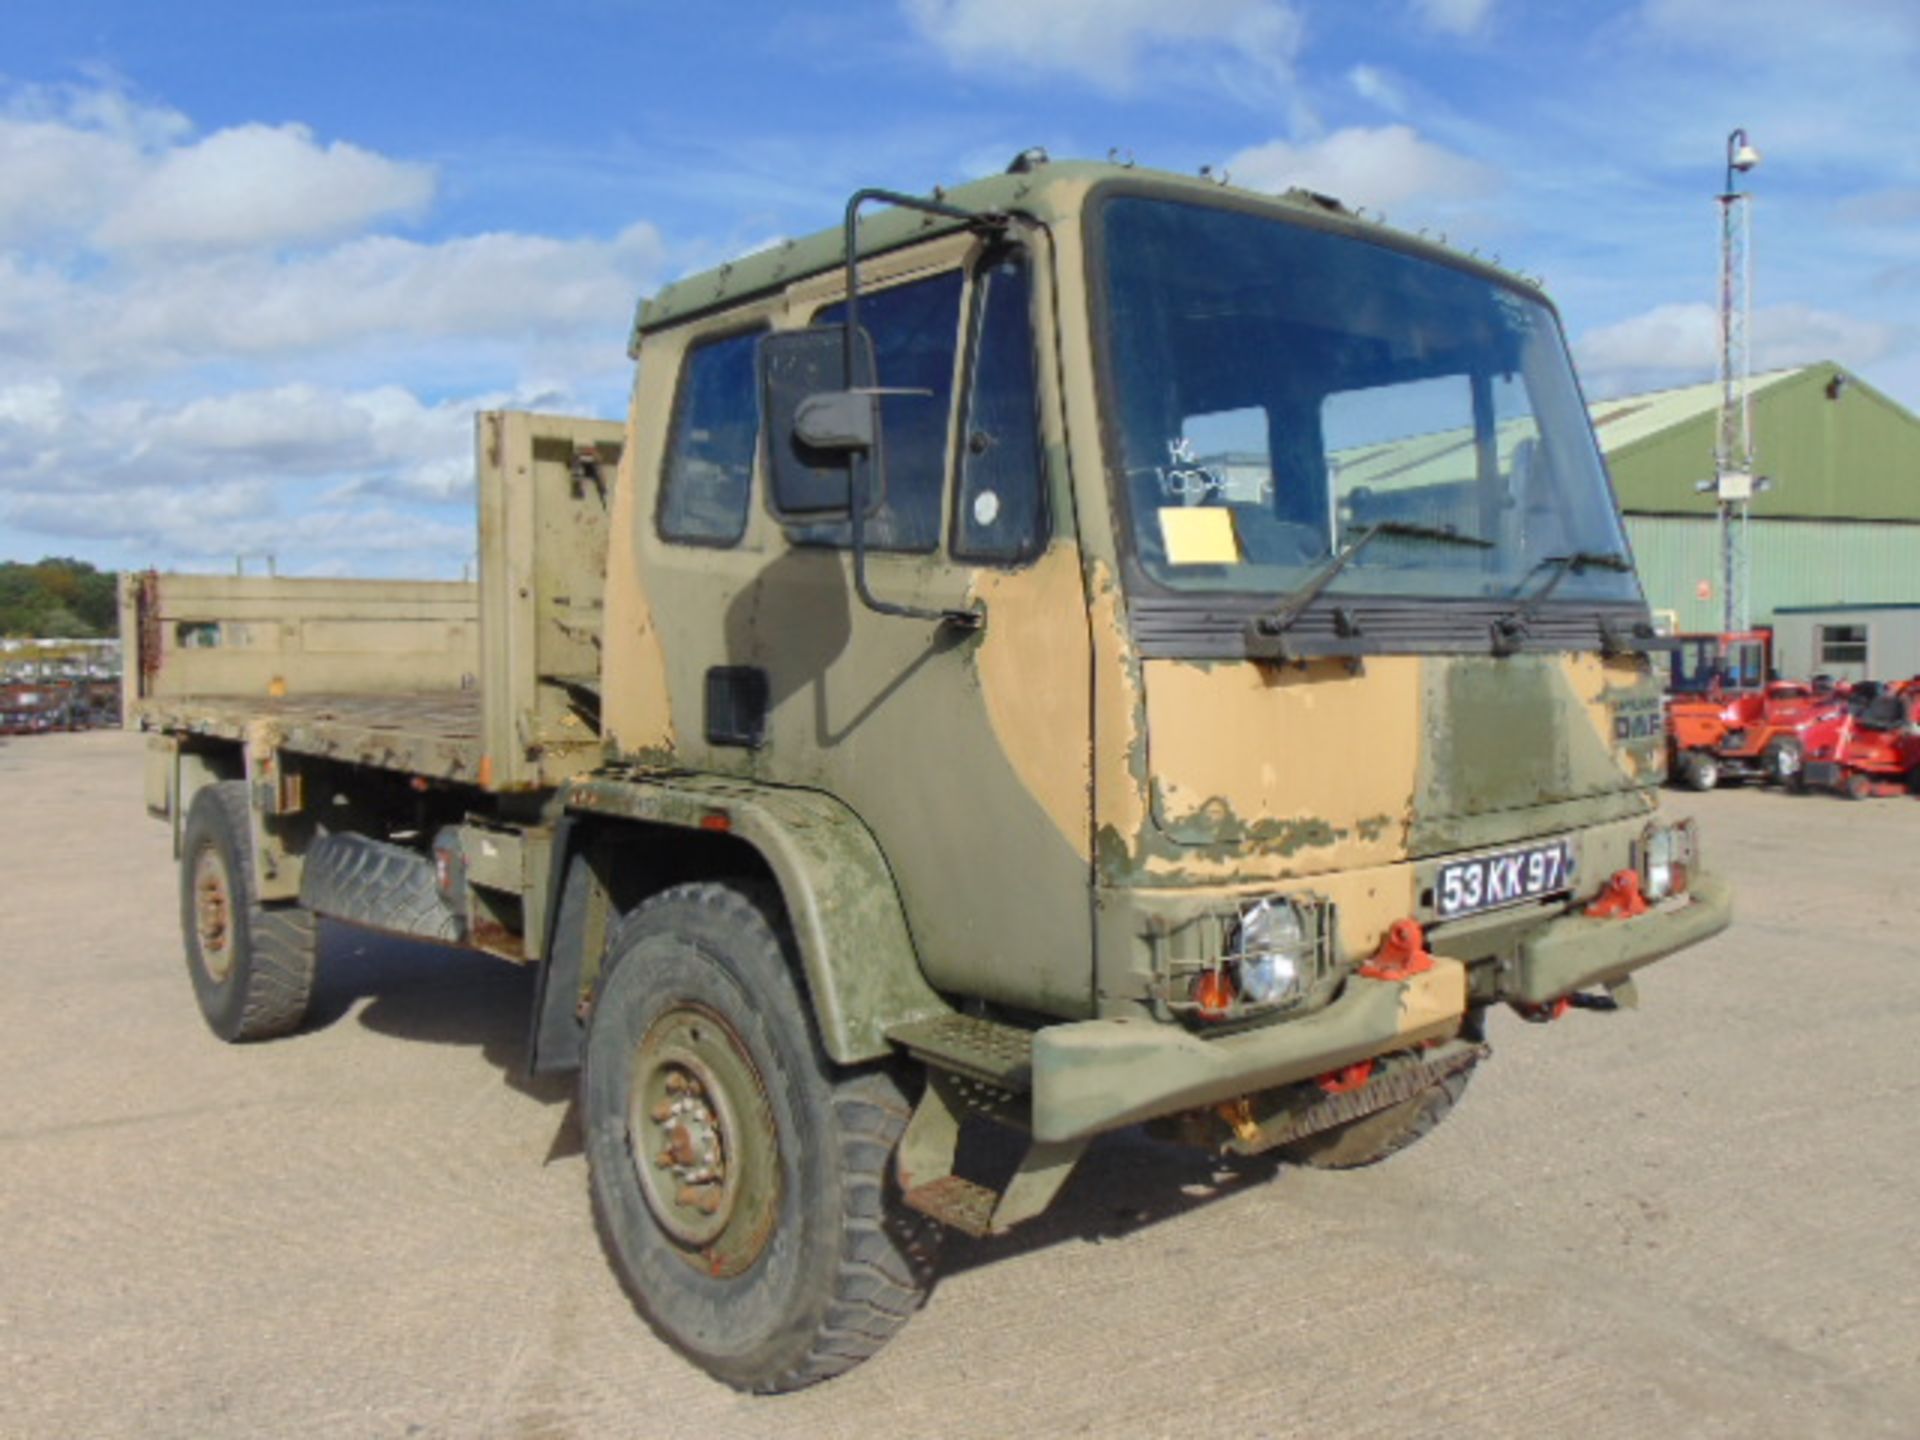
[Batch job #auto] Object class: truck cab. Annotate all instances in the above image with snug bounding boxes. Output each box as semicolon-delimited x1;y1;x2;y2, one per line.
603;157;1723;1055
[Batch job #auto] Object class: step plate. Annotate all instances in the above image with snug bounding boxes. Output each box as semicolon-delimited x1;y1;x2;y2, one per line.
902;1174;998;1238
887;1014;1034;1092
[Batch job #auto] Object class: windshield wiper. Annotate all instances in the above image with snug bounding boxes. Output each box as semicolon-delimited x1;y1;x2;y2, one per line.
1245;520;1493;662
1490;550;1632;657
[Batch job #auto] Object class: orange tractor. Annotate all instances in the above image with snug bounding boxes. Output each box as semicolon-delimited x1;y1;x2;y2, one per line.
1663;630;1830;789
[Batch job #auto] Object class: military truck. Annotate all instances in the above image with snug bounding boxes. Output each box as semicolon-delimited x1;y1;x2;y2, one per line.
126;154;1732;1393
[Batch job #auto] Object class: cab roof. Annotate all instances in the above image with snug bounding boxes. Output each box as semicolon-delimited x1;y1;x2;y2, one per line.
630;155;1543;350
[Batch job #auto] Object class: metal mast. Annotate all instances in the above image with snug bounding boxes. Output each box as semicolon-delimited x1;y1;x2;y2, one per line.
1715;128;1760;632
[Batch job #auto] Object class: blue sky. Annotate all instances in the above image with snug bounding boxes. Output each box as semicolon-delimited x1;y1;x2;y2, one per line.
3;0;1916;576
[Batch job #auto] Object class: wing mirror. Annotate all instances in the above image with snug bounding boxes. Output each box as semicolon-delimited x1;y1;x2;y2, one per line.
758;325;884;522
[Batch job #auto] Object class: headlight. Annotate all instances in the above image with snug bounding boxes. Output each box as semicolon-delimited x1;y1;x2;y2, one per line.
1229;898;1311;1006
1641;822;1695;901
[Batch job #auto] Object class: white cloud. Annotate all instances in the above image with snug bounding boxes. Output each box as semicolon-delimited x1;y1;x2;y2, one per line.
903;0;1302;94
1574;301;1899;397
0;85;180;247
0;81;669;573
0;82;667;388
1411;0;1495;37
91;223;664;368
1223;125;1497;214
94;123;435;254
2;82;433;257
0;377;564;572
0;379;507;495
5;482;475;575
1346;64;1411;115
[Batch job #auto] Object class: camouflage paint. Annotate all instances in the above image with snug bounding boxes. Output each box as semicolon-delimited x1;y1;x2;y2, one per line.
603;227;1098;1019
132;156;1735;1197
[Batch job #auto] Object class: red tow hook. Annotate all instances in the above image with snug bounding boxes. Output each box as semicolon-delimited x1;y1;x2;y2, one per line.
1584;869;1648;920
1321;921;1438;1091
1318;1060;1374;1094
1358;917;1435;981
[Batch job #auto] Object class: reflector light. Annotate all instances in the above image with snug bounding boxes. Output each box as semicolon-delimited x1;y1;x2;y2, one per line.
1191;970;1234;1021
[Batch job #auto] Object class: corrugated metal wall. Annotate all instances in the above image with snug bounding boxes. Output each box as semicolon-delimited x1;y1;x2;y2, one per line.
1625;515;1920;634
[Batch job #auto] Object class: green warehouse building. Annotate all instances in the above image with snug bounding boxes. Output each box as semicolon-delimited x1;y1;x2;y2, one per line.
1596;361;1920;634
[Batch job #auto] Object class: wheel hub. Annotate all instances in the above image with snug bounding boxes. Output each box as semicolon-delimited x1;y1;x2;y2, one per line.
628;1004;779;1277
192;847;235;982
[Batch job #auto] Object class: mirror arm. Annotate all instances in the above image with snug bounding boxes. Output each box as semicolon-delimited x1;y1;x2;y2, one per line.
841;188;1010;390
848;465;985;632
835;186;1001;634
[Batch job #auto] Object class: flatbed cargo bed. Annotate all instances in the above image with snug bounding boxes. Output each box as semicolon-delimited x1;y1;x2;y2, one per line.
123;411;626;795
136;691;487;786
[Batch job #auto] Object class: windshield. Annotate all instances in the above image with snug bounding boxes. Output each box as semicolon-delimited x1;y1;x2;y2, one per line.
1097;196;1640;607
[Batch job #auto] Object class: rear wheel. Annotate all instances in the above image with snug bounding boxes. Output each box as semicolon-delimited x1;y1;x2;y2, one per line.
1844;770;1874;801
1278;1053;1476;1170
1680;750;1721;792
179;781;318;1042
582;881;935;1392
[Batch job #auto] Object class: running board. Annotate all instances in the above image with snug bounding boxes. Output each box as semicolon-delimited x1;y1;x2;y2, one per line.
895;1070;1087;1237
887;1017;1087;1237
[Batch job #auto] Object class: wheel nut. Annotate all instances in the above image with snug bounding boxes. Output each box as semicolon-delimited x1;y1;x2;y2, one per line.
678;1184;722;1215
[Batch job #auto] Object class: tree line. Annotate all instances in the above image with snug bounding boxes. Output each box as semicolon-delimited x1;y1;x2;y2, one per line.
0;559;120;638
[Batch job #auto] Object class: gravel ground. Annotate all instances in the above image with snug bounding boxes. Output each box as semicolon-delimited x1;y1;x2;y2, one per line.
3;729;1917;1438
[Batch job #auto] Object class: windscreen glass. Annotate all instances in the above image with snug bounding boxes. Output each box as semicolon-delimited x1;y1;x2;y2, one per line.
1098;196;1640;604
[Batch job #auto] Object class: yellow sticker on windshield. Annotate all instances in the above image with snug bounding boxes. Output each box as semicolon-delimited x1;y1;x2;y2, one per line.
1160;506;1240;565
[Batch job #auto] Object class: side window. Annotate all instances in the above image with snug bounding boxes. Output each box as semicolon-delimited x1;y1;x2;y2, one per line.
658;328;761;546
953;252;1047;564
803;269;964;552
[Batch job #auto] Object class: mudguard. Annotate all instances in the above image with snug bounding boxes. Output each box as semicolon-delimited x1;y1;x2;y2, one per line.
560;774;950;1063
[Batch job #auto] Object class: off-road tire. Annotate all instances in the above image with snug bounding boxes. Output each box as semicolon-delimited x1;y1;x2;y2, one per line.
300;832;461;943
179;781;318;1042
582;881;936;1392
1278;1058;1474;1171
1680;750;1720;792
1761;738;1802;787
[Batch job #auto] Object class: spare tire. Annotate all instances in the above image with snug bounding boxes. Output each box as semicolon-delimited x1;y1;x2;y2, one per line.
300;832;464;943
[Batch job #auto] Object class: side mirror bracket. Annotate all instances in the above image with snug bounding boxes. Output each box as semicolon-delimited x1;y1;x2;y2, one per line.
755;185;1011;634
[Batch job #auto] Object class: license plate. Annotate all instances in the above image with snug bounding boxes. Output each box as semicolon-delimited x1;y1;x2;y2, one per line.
1435;839;1575;919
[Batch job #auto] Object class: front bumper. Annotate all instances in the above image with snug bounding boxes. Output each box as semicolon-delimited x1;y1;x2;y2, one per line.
1509;871;1732;1004
1030;872;1732;1144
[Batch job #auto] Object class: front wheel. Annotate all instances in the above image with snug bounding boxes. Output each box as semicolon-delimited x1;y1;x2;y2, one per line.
582;882;935;1392
1679;750;1721;792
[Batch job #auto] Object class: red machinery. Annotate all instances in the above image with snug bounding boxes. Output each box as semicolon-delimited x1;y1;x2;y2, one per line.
1802;682;1920;799
1666;630;1773;789
1695;680;1849;789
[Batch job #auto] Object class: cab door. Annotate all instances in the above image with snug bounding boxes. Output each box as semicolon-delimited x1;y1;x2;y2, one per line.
743;232;1094;1018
